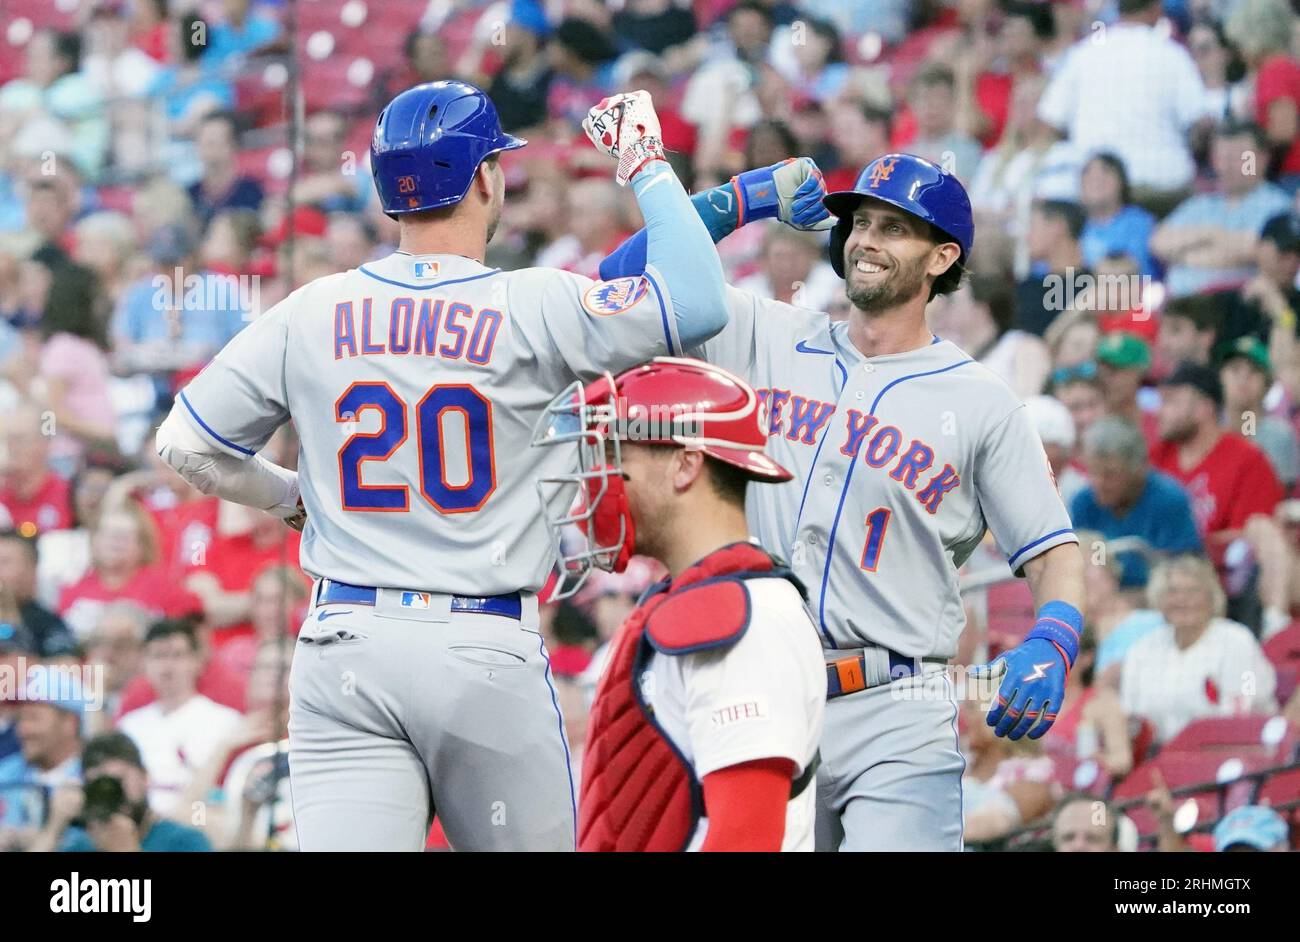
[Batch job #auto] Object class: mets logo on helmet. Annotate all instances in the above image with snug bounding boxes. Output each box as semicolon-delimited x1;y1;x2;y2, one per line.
868;157;898;188
583;276;650;317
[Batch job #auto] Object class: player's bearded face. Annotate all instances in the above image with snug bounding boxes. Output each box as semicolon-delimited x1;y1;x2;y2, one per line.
844;243;930;311
485;161;505;243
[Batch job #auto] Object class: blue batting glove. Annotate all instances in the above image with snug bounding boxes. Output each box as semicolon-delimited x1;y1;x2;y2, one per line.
970;601;1081;741
731;157;834;231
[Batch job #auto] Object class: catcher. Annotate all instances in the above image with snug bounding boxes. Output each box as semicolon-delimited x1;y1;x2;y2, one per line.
533;357;826;851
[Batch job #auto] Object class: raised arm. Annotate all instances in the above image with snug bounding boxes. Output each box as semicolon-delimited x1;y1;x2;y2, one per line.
599;157;833;284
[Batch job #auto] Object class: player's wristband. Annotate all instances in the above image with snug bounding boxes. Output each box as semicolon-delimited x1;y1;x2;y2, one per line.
731;165;781;226
1026;600;1083;668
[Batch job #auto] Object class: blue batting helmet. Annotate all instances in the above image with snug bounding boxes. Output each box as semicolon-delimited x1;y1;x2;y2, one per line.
371;81;526;215
823;153;974;278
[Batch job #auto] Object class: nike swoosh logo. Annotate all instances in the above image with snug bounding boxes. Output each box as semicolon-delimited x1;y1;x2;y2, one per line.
795;340;834;356
317;610;353;621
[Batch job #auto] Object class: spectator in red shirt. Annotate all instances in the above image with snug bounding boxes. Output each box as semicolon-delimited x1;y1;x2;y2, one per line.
105;432;219;575
1151;363;1284;584
57;502;202;642
0;401;72;536
185;507;303;650
130;0;170;63
1226;0;1300;189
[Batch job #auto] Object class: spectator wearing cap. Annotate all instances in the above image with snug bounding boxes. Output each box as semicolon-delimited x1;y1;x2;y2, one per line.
1015;199;1087;338
1156;295;1220;375
1051;795;1119;852
0;29;109;181
1224;0;1300;195
0;402;73;537
1078;153;1158;280
117;619;242;817
0;678;86;844
33;730;212;852
547;18;620;131
1220;335;1299;490
1152;120;1292;298
1051;362;1105;447
187;112;264;232
1152;362;1283;571
1036;0;1209;217
459;0;553;135
1214;804;1290;852
1095;332;1158;447
1121;555;1278;743
0;531;76;659
612;0;698;56
1071;417;1202;589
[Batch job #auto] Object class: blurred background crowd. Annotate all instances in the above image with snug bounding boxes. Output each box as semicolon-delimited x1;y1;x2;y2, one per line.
0;0;1299;853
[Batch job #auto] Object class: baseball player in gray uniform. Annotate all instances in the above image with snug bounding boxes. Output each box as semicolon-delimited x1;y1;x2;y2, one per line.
601;153;1087;851
152;83;744;851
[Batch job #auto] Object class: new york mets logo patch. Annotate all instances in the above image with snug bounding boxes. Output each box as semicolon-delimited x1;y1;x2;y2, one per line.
582;276;649;317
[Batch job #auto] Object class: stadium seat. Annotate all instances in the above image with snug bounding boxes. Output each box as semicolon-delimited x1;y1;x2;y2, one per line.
1255;766;1300;850
1112;752;1268;837
1049;756;1112;797
1163;715;1299;764
1264;623;1300;706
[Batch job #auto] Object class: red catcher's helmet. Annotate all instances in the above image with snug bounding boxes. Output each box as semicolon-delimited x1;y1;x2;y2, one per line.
532;357;792;598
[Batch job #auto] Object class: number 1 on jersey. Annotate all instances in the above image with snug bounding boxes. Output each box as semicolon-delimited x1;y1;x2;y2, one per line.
859;506;891;573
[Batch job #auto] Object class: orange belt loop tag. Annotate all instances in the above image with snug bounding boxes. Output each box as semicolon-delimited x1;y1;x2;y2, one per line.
835;656;865;694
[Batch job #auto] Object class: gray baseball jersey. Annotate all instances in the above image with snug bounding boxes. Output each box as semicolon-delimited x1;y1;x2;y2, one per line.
692;287;1076;657
176;252;681;594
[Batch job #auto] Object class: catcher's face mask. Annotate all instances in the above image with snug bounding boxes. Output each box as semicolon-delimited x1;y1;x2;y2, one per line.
532;374;634;600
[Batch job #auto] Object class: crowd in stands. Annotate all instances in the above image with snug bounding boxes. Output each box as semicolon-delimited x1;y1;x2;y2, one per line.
0;0;1298;851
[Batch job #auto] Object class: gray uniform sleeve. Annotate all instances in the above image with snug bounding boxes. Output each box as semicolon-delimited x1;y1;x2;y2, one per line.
690;285;818;377
174;293;292;458
509;265;683;385
976;403;1077;575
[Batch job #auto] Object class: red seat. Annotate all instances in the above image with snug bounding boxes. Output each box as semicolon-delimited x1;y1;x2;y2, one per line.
1163;715;1298;764
1264;624;1300;706
1113;752;1267;837
1050;756;1112;797
1256;767;1300;850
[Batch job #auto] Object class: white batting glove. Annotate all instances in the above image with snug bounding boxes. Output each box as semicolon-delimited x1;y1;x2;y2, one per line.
582;90;667;187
